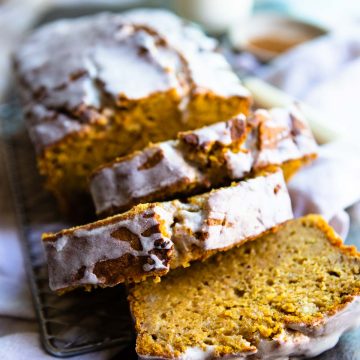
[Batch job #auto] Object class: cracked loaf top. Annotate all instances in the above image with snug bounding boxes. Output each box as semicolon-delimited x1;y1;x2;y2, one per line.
90;106;318;216
14;9;250;154
42;169;292;292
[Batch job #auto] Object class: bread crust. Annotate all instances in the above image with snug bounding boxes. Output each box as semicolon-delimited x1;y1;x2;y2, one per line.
90;107;317;217
43;169;292;293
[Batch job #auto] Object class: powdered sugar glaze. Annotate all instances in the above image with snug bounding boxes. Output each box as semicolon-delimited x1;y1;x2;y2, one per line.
14;9;249;153
90;107;317;216
45;170;293;291
45;206;173;291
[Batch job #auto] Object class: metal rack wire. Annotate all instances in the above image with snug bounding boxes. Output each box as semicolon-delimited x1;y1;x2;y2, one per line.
1;102;135;357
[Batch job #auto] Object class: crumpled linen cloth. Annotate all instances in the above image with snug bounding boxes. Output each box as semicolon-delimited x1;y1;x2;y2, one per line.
258;23;360;237
259;24;360;141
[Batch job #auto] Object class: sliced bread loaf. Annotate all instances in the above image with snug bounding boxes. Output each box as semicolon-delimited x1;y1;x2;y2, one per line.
43;169;292;293
90;106;317;216
129;215;360;360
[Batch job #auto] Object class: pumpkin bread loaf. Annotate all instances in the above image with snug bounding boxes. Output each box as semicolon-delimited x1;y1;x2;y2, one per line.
14;9;251;212
128;215;360;360
42;169;292;293
90;106;317;216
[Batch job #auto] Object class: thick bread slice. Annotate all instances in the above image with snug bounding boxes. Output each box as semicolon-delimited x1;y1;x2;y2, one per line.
90;106;317;216
43;169;292;292
129;215;360;360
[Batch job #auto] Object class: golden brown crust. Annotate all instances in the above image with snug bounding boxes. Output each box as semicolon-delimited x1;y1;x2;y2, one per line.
280;153;318;181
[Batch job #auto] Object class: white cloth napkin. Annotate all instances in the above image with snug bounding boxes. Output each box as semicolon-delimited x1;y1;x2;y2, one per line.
259;24;360;237
260;24;360;141
289;140;360;239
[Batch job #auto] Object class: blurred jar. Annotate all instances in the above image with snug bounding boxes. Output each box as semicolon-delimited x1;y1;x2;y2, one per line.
254;0;360;29
173;0;254;34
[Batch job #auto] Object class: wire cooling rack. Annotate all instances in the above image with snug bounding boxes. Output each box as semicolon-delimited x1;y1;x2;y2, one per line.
1;102;135;357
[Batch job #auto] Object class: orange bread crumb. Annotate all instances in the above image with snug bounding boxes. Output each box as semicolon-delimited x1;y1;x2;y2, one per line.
129;215;360;359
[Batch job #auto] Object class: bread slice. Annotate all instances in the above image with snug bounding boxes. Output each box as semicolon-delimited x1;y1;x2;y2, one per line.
14;9;250;213
90;106;317;216
128;215;360;360
43;169;292;293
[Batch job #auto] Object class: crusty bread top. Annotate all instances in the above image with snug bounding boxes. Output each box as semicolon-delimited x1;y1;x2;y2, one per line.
14;9;250;153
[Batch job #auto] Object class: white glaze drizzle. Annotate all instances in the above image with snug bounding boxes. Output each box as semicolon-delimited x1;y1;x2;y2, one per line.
90;107;317;216
251;107;318;168
47;170;293;291
188;114;246;148
201;170;292;250
45;206;172;290
167;170;292;255
15;9;249;153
